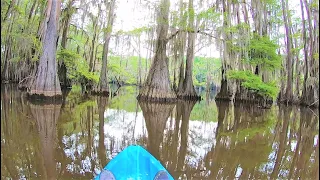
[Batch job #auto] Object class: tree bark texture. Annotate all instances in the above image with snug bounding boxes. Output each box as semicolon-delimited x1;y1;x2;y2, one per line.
58;0;74;88
281;0;293;104
95;0;116;96
177;0;199;100
137;0;177;102
29;0;62;97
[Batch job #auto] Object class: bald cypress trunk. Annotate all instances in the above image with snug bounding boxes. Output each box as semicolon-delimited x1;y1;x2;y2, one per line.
29;0;62;98
94;0;116;96
137;0;176;102
176;0;187;93
300;0;319;107
177;0;199;100
58;0;74;89
281;0;293;104
215;0;233;101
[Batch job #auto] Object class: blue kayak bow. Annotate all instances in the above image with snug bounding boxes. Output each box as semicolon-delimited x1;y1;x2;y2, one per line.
95;145;174;180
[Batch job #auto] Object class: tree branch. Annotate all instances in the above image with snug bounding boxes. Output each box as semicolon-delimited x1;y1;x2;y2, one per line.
166;29;223;42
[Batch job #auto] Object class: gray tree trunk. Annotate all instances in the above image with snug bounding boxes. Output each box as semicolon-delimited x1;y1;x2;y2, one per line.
97;0;116;95
177;0;198;100
29;0;62;97
138;0;176;101
281;0;293;104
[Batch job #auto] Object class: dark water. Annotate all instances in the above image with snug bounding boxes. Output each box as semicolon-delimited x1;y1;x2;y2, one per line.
1;84;319;180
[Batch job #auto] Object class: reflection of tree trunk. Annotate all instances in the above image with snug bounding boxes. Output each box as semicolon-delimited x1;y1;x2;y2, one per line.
87;106;92;156
166;102;183;178
270;105;290;179
288;109;301;179
30;103;61;180
216;101;229;135
139;101;174;160
98;96;108;167
207;101;230;179
295;107;316;179
177;101;196;174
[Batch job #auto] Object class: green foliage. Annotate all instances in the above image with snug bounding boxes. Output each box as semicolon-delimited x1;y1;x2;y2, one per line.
109;86;139;112
247;34;282;70
193;56;221;85
227;70;279;99
108;55;148;84
57;49;99;83
197;8;219;20
190;99;218;122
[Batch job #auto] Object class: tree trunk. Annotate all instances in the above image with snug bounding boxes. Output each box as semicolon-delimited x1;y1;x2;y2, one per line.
95;0;116;96
137;0;177;102
177;0;199;100
176;0;187;94
138;36;142;86
58;0;74;89
89;15;99;72
300;0;318;107
215;0;234;101
29;0;62;98
281;0;293;104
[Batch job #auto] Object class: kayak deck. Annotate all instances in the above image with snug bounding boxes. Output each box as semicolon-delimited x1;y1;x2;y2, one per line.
95;145;174;180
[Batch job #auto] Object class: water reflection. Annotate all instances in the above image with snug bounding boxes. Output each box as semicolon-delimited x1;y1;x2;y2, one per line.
138;101;175;160
30;103;61;179
1;85;319;179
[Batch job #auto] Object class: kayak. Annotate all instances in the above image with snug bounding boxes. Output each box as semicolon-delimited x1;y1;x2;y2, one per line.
95;145;174;180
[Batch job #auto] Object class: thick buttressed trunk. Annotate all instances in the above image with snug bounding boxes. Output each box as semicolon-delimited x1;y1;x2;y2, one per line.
29;0;62;99
234;85;272;108
177;0;200;100
139;101;175;160
215;1;234;102
137;0;177;102
58;61;70;89
30;103;61;180
93;0;115;96
215;69;232;101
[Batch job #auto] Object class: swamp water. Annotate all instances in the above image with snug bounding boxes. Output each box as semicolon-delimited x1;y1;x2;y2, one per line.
1;84;319;179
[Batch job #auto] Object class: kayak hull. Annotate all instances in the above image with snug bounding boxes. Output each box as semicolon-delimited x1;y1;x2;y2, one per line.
95;145;174;180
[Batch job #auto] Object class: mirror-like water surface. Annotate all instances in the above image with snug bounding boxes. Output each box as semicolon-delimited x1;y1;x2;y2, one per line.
1;84;319;179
